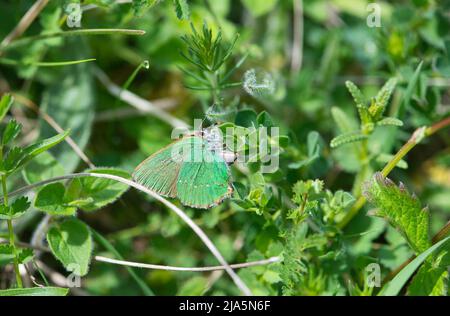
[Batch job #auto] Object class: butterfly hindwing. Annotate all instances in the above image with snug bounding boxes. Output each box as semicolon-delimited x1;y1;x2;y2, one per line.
176;136;232;209
132;137;194;198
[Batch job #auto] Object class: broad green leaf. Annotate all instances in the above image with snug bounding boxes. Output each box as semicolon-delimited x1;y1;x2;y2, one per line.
39;39;94;173
407;262;448;296
0;287;69;296
242;0;278;17
173;0;190;20
330;131;367;148
364;173;431;254
257;111;274;128
65;168;130;212
0;94;13;122
47;218;92;276
22;151;65;184
34;183;77;216
235;108;257;128
2;119;21;146
379;236;450;296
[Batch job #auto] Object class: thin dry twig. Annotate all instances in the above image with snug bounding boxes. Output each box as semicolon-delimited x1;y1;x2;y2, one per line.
94;67;189;129
12;93;95;168
0;0;50;49
290;0;303;74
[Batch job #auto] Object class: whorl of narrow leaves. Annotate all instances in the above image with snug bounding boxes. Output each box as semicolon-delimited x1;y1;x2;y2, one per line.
363;172;431;254
345;81;366;106
330;131;368;148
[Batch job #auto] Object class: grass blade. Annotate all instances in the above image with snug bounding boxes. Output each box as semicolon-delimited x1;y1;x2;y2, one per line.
379;236;450;296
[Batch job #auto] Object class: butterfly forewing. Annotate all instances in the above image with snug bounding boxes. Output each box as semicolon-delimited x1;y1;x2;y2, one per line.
133;137;194;197
176;137;232;209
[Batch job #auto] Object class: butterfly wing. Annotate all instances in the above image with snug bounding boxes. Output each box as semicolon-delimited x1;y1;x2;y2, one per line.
133;137;194;198
176;137;232;209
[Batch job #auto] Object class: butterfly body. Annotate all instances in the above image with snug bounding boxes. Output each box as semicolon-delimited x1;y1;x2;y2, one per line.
133;128;234;209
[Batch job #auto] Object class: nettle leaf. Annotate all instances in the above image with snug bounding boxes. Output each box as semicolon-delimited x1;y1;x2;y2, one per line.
0;287;69;296
345;80;366;106
173;0;190;20
22;151;65;184
0;197;31;219
2;119;22;146
330;131;367;148
34;183;77;216
407;262;448;296
46;218;92;277
364;172;431;254
0;94;13;122
66;168;130;212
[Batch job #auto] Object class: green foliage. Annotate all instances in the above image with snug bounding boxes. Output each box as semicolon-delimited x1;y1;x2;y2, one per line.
364;173;430;253
66;168;130;211
0;197;31;220
0;0;449;297
47;218;93;276
0;287;69;296
173;0;190;20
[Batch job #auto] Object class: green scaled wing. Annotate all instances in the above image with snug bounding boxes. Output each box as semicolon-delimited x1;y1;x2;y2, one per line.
133;137;190;198
176;136;232;209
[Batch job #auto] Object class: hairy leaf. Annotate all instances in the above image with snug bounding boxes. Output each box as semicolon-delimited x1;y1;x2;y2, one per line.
22;151;65;184
364;172;431;253
407;262;448;296
47;218;92;276
345;81;366;106
34;182;77;216
65;168;130;212
330;131;368;148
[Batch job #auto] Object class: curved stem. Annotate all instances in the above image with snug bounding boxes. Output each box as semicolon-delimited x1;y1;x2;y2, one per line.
95;255;280;272
2;172;253;296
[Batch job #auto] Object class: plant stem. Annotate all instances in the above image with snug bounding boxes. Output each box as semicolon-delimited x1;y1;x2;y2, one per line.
1;29;145;52
2;176;22;288
338;117;450;229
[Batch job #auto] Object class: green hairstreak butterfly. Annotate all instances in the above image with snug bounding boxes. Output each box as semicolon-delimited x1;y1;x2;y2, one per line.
133;126;236;209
